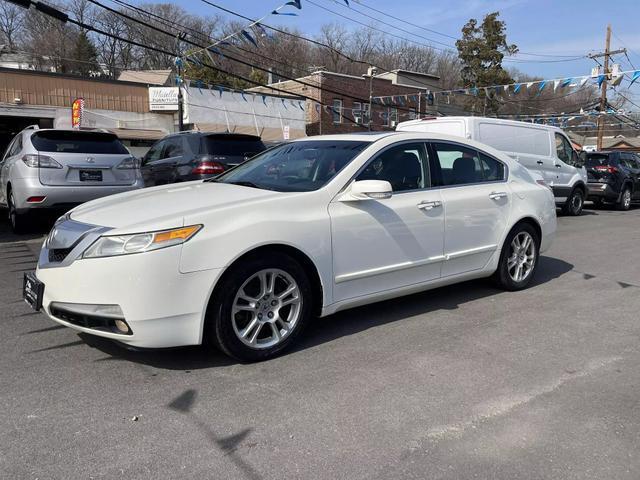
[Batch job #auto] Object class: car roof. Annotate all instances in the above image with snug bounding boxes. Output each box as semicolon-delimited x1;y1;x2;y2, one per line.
169;131;262;140
288;131;472;143
398;116;566;133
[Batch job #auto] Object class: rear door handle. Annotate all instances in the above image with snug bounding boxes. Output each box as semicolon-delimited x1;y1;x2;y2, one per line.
417;200;442;210
555;164;562;168
489;191;508;200
536;161;544;165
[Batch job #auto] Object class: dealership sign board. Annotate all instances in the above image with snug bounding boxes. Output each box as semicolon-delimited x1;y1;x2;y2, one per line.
149;87;179;111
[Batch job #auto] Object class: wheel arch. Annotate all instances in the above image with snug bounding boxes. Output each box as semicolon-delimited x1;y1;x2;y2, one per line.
507;216;542;245
206;243;325;320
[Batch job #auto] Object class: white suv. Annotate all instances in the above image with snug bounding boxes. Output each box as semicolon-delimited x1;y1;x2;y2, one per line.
0;126;144;232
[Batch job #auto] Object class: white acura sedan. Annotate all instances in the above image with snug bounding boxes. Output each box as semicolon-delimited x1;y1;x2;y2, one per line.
25;132;556;361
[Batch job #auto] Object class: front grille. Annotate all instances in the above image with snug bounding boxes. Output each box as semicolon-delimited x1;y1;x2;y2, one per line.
48;247;74;263
49;306;132;335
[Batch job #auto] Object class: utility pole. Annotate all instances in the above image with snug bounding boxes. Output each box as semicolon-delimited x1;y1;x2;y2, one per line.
175;32;186;132
589;25;626;150
367;66;377;131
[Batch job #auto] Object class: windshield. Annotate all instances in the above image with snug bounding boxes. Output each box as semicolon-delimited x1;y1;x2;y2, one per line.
32;131;129;154
215;140;370;192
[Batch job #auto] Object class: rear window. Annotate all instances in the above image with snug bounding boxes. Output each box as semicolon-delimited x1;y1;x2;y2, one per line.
585;154;615;167
31;131;129;154
202;136;266;157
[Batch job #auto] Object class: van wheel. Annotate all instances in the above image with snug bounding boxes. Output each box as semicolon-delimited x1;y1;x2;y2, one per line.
493;223;540;291
562;188;584;216
7;189;29;234
206;252;313;362
617;186;632;211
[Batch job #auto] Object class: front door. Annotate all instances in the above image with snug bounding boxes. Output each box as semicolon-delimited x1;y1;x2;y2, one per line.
140;140;165;187
553;133;578;195
430;141;510;278
329;142;445;302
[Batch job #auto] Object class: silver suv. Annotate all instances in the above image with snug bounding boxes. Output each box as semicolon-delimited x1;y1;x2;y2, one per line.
0;126;144;232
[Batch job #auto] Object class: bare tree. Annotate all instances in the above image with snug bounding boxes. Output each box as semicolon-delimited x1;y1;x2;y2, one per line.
0;2;25;49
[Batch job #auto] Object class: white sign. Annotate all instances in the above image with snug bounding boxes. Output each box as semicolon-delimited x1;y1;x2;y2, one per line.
283;125;290;140
149;87;179;111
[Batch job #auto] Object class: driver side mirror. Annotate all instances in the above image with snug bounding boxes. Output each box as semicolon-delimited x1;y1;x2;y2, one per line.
341;180;393;201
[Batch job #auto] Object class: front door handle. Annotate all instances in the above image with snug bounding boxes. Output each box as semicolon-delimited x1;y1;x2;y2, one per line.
489;191;508;200
555;164;562;168
417;200;442;210
536;161;544;165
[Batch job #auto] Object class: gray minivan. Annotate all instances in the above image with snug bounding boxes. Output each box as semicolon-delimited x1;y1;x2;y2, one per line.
0;126;144;232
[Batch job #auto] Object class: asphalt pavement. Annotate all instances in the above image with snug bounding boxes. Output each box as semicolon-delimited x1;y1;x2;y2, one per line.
1;205;640;479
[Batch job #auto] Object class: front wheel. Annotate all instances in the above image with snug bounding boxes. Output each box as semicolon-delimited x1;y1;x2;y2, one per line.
562;188;584;216
207;252;313;362
493;223;540;291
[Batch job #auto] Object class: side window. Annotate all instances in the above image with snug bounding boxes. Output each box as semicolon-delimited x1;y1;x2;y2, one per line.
554;133;573;163
356;142;429;192
162;137;183;158
144;141;165;164
432;142;483;186
3;134;22;161
332;99;343;124
479;152;505;181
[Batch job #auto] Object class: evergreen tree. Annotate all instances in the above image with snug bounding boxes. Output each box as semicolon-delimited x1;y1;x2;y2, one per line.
455;12;518;114
70;30;100;76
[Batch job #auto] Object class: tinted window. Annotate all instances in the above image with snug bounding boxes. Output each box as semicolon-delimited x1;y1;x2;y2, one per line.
202;136;266;157
162;137;183;158
432;142;483;186
144;141;164;163
216;140;369;192
585;153;615;168
356;143;429;192
555;133;574;163
479;152;505;181
31;131;128;154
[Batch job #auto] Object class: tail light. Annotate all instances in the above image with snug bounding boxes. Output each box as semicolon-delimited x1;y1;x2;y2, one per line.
594;165;618;173
192;160;225;175
116;156;139;169
22;154;62;169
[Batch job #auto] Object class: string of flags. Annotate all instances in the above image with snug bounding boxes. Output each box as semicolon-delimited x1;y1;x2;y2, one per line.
372;69;640;106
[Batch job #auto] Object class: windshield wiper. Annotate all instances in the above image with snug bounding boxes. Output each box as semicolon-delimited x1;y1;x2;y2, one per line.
228;180;262;189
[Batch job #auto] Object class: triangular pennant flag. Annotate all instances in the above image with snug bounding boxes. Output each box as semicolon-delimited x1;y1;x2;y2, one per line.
561;78;573;88
298;101;305;110
281;98;288;109
241;91;248;101
272;10;297;15
579;76;589;87
207;46;224;58
315;103;320;113
553;79;561;91
629;70;640;87
470;87;479;96
241;30;258;47
526;82;534;90
494;86;502;94
503;85;509;92
285;0;302;8
538;80;547;92
262;95;267;106
513;83;522;94
254;23;268;38
597;74;606;87
217;85;224;97
611;74;625;87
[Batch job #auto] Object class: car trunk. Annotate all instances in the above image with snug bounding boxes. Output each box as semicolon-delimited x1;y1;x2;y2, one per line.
586;154;616;182
32;130;136;187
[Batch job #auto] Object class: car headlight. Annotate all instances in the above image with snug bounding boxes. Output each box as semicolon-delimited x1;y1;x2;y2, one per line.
82;225;202;259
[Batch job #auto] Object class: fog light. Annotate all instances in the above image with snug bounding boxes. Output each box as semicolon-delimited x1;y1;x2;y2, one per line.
114;319;130;334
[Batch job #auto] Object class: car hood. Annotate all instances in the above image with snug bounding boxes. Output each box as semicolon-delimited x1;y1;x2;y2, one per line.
69;181;283;232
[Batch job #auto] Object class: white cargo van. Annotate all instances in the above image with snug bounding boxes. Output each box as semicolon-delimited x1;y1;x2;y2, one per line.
396;117;588;215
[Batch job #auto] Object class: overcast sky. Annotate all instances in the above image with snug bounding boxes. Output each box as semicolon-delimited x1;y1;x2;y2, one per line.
174;0;640;97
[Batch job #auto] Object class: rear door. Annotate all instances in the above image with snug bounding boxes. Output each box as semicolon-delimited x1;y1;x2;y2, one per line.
430;141;510;278
1;133;22;205
553;133;579;193
622;153;640;199
140;140;165;186
31;131;134;187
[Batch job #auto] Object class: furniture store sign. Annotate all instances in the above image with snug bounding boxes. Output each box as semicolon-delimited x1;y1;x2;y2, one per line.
149;87;179;111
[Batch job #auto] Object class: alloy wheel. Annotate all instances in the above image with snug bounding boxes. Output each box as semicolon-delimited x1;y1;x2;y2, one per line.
231;268;302;349
623;189;631;209
507;232;536;283
8;191;17;230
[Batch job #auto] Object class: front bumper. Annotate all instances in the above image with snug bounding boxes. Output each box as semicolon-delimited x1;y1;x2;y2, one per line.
12;176;144;212
36;245;223;348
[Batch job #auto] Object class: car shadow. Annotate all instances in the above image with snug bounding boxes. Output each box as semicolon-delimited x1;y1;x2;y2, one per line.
82;255;574;369
0;208;54;244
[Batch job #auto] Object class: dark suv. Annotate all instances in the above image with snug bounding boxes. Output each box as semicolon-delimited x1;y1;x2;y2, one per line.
140;132;266;187
586;151;640;210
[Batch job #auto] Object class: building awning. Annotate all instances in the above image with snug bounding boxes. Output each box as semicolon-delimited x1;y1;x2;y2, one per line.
106;128;166;141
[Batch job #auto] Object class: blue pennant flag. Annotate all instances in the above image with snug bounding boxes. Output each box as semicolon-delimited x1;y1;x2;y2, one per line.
254;23;268;38
207;46;224;59
241;30;258;47
174;57;183;68
285;0;302;8
175;75;182;86
597;74;606;87
561;78;573;88
513;83;522;94
470;87;479;96
494;86;502;94
630;70;640;87
538;80;547;92
281;98;288;109
298;101;305;110
262;95;267;106
241;91;248;102
194;80;204;92
217;85;224;97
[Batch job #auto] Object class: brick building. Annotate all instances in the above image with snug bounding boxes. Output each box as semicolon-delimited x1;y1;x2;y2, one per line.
249;69;448;136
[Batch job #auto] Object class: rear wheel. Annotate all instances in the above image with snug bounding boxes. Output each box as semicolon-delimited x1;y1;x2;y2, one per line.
493;223;540;291
207;252;313;362
562;188;584;216
617;186;632;211
7;189;29;234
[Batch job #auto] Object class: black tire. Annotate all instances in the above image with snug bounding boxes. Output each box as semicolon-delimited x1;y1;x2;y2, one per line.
206;252;313;362
617;186;632;211
492;222;540;291
562;187;584;216
7;189;29;234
